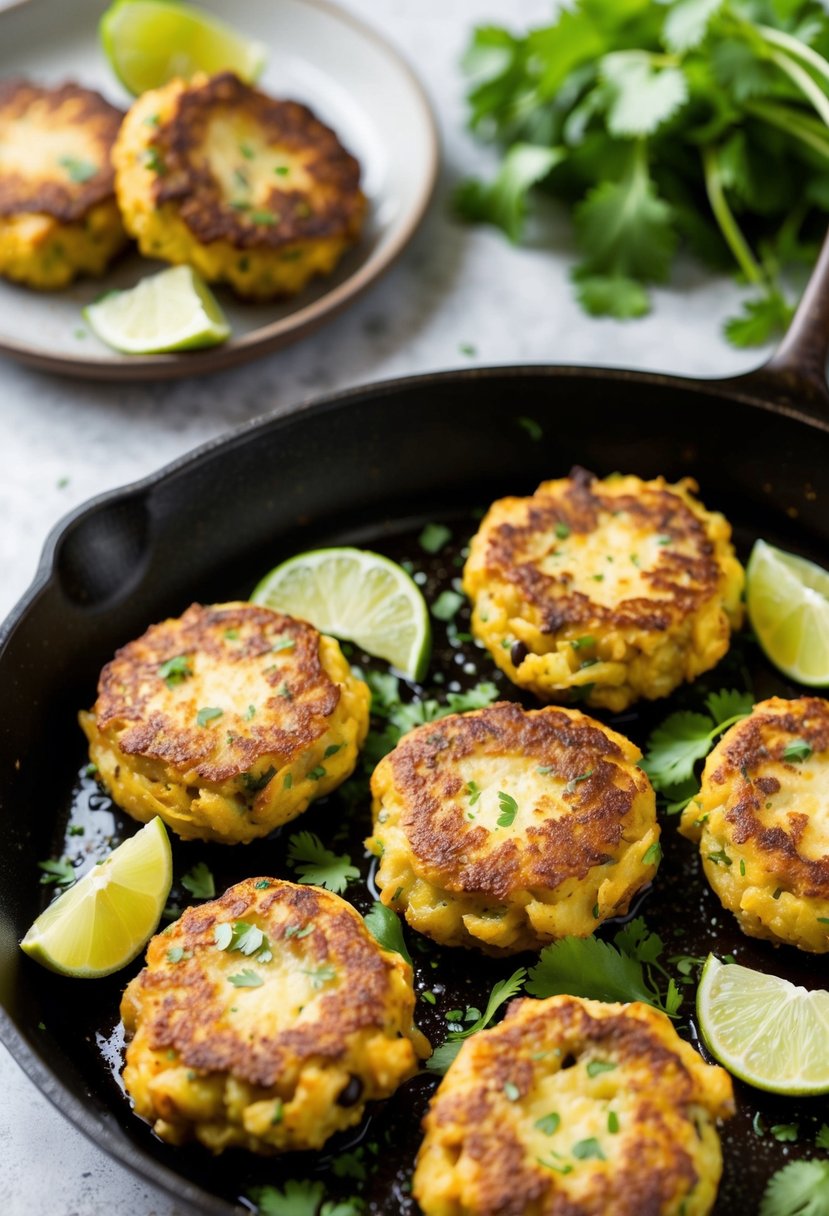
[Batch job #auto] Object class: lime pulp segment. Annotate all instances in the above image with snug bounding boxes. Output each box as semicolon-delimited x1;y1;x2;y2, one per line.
696;955;829;1095
84;265;230;354
20;816;172;978
746;539;829;686
251;547;432;681
100;0;267;95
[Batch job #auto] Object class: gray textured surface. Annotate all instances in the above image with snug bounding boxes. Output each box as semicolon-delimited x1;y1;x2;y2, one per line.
0;1;767;1212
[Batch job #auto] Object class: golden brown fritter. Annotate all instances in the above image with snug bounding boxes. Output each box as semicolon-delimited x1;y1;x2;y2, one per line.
463;470;744;712
413;995;734;1216
113;71;365;299
121;878;430;1153
80;601;369;843
367;701;659;954
680;695;829;952
0;78;127;287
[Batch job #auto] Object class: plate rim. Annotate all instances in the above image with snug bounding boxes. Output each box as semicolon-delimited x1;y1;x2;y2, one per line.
0;0;439;381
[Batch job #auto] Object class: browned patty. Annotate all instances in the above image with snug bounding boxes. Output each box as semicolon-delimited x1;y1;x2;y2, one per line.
0;78;122;220
94;601;340;784
148;71;363;250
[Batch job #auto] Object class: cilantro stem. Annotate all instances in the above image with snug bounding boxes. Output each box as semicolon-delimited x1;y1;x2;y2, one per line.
701;145;763;285
707;712;750;743
766;48;829;129
758;24;829;89
745;101;829;160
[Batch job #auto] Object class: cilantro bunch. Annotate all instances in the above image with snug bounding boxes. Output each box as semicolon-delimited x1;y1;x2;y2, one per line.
456;0;829;345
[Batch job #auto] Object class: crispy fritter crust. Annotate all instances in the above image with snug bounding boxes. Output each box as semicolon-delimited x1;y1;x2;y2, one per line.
0;78;126;287
680;696;829;952
368;702;659;953
463;470;744;712
113;72;365;298
121;878;429;1153
413;995;734;1216
80;602;369;843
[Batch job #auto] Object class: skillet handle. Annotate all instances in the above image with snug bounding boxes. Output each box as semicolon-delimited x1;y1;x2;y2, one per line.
737;227;829;419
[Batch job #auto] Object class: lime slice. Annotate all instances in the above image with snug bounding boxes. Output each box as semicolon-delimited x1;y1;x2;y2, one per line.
746;538;829;686
20;818;172;978
84;266;230;354
696;955;829;1095
251;547;432;681
100;0;267;95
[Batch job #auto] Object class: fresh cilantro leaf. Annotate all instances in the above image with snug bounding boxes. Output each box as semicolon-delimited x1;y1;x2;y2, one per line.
249;1179;326;1216
38;858;75;888
445;682;500;713
517;415;543;441
58;155;97;183
364;902;412;965
724;291;795;347
663;0;723;52
783;739;813;762
615;917;664;966
303;963;337;989
321;1202;365;1216
419;523;452;554
228;969;264;988
497;791;518;827
180;861;215;899
572;1137;606;1160
817;1124;829;1150
331;1149;368;1181
527;936;655;1005
287;831;359;893
241;766;277;792
759;1159;829;1216
455;143;564;241
704;689;754;723
431;590;465;621
642;688;752;791
600;52;689;137
427;968;526;1074
574;273;650;319
196;706;223;727
158;654;192;687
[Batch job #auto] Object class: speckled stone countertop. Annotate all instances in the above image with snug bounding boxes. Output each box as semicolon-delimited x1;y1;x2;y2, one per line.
0;1;768;1212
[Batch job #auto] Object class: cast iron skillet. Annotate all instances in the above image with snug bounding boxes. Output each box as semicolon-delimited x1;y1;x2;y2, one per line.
2;234;829;1216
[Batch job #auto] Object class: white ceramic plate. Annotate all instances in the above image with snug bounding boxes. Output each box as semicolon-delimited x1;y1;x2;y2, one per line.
0;0;438;379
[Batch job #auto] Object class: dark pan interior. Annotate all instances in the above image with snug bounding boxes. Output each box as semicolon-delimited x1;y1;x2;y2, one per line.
1;366;828;1215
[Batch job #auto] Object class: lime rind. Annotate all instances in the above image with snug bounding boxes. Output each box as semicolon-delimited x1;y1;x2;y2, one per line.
746;539;829;686
251;547;432;681
84;266;230;354
20;817;172;978
697;955;829;1095
100;0;267;95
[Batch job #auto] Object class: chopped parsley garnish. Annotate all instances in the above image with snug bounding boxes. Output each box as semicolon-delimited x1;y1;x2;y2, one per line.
555;522;570;540
224;628;240;640
466;780;482;806
247;1179;354;1216
427;968;526;1073
215;921;272;960
241;766;276;792
642;689;753;800
364;902;412;965
255;880;271;889
286;831;359;893
817;1124;829;1150
527;917;682;1017
308;765;326;780
458;341;477;356
565;770;593;794
570;635;595;651
271;636;296;652
517;415;542;442
419;522;452;553
285;923;314;939
642;841;662;866
783;739;813;763
58;156;97;183
283;773;293;788
143;148;166;175
431;589;465;621
421;990;437;1005
324;743;343;758
572;1138;605;1161
38;858;75;888
707;848;732;867
196;706;223;726
607;1111;619;1134
239;142;254;159
245;704;256;720
503;1082;520;1101
158;654;192;687
586;1059;617;1078
251;209;278;226
274;164;290;175
771;1123;799;1143
303;963;337;989
535;1112;560;1135
496;791;518;827
181;861;215;899
166;947;191;964
228;969;264;988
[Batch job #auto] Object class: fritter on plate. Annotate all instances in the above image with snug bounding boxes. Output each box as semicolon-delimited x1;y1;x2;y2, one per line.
121;878;430;1153
113;71;365;299
463;469;744;712
680;695;829;953
367;701;659;954
413;994;734;1216
80;601;369;843
0;78;127;288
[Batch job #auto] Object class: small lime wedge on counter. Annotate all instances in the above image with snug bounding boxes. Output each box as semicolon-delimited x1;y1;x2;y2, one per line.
20;817;172;978
746;539;829;686
696;955;829;1095
100;0;267;95
84;266;230;354
251;547;432;681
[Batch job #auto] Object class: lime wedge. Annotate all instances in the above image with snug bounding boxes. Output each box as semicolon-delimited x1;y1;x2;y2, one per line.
251;547;432;681
696;955;829;1095
20;818;172;978
84;266;230;354
100;0;267;95
746;539;829;686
